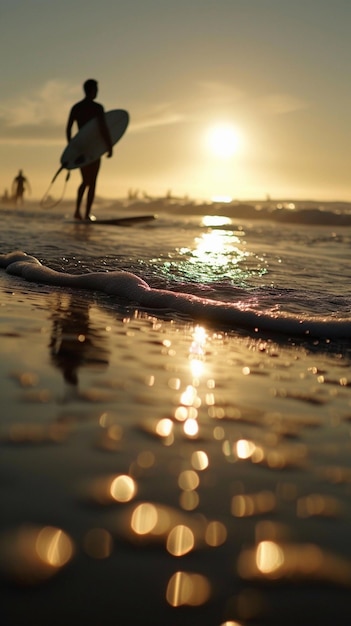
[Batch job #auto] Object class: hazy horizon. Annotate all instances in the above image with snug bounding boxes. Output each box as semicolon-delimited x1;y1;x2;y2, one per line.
1;1;351;203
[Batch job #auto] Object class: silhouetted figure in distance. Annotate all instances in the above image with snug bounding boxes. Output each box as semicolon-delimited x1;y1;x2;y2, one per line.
12;169;31;205
66;79;113;220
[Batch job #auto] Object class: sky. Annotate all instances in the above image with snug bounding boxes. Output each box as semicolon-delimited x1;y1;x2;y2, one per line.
1;0;351;202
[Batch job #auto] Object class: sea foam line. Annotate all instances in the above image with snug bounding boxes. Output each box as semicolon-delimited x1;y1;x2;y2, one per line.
0;251;350;340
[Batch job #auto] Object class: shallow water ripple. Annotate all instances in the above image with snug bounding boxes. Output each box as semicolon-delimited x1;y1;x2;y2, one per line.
1;279;351;624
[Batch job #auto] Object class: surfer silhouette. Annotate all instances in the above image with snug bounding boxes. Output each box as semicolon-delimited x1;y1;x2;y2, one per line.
49;294;110;389
66;79;113;220
12;169;31;205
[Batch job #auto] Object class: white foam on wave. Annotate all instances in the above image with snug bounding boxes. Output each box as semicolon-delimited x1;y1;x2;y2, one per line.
1;251;350;340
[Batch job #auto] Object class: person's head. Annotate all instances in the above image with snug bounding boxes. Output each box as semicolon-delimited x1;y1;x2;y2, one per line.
83;79;98;99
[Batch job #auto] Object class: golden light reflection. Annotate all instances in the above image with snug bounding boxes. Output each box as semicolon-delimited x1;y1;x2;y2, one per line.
211;194;233;203
225;438;298;468
99;412;116;427
190;358;204;378
175;406;198;422
276;202;296;210
205;521;227;547
144;375;155;386
180;385;201;407
131;503;159;535
178;224;249;285
107;424;123;441
95;418;123;451
191;450;209;471
183;418;199;438
179;490;200;511
192;325;207;347
209;406;226;419
35;527;73;567
166;525;194;556
236;439;256;459
205;392;215;406
90;474;138;505
231;491;276;517
168;377;181;390
252;447;269;465
0;525;74;585
202;215;232;227
213;426;225;440
189;325;207;380
174;406;188;422
178;470;200;491
155;418;173;438
166;571;211;606
124;502;208;546
296;493;342;518
238;541;351;585
195;231;238;267
256;541;285;574
110;475;137;503
140;417;174;445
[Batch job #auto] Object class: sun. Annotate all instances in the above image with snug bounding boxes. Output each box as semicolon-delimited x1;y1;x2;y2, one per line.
205;123;243;159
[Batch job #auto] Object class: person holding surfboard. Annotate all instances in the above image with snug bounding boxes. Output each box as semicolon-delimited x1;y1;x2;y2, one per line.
66;79;113;220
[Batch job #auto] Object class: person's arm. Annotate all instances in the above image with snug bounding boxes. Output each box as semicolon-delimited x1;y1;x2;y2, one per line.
66;108;75;143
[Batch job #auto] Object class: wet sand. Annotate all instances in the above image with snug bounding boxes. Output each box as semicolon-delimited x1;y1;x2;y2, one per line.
1;282;351;626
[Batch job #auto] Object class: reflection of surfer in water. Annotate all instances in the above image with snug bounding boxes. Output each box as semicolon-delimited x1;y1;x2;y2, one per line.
12;169;31;205
66;79;113;221
49;294;110;388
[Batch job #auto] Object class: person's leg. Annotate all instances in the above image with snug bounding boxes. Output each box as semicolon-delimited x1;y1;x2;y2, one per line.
83;160;100;220
86;182;97;219
74;181;85;219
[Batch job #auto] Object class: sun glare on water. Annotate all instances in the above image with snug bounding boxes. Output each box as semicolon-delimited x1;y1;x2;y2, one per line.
205;123;244;159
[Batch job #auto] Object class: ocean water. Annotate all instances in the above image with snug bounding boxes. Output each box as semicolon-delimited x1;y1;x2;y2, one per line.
1;196;351;626
1;197;351;342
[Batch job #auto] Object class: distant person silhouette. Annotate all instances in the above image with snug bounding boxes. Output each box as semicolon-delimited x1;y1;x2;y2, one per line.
12;169;31;205
66;79;113;220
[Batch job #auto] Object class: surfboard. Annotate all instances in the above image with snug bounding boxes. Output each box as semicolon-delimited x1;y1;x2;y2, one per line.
60;109;129;170
67;215;156;226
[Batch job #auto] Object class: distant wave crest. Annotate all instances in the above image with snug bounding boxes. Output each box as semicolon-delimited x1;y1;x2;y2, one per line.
124;198;351;226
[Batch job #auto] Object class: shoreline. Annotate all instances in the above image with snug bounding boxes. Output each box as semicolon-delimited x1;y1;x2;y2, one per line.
1;280;351;625
1;193;351;625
